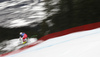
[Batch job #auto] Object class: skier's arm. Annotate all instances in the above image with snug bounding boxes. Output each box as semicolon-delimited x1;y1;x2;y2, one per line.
19;36;21;38
19;35;23;38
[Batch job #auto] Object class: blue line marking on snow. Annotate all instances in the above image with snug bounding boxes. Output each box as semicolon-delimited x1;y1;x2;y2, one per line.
34;31;100;50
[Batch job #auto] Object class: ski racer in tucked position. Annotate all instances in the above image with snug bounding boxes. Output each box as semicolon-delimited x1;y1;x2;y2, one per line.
19;32;28;44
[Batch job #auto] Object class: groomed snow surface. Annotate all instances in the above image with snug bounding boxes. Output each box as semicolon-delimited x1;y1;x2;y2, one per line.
5;28;100;57
0;38;37;55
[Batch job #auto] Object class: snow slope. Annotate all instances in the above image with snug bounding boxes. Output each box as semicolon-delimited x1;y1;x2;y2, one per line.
0;38;37;55
4;27;100;57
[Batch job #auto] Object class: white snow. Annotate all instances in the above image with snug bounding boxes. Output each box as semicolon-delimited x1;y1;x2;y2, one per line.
0;0;47;28
5;28;100;57
0;38;37;53
0;0;30;10
9;19;33;27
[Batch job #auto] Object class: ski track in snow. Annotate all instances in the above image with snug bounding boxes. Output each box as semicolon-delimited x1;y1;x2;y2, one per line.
5;28;100;57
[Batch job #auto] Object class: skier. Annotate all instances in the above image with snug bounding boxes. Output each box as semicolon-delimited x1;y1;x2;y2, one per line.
19;32;28;44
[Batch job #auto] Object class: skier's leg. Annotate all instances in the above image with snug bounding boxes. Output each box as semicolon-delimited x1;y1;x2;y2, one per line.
23;37;27;44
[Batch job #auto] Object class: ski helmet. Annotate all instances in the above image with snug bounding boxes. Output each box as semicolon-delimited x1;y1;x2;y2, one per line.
20;32;23;35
